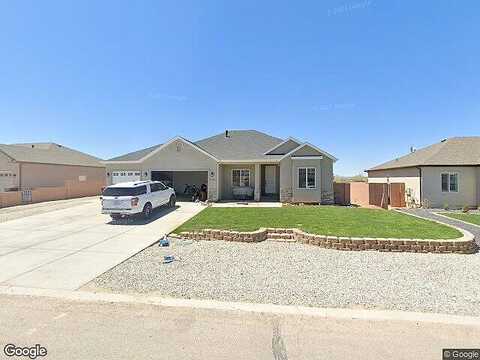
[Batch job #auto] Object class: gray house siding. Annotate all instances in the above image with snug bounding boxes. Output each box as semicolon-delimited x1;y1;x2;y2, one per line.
291;158;322;203
279;157;293;202
320;157;334;204
421;166;478;209
279;152;333;204
477;166;480;207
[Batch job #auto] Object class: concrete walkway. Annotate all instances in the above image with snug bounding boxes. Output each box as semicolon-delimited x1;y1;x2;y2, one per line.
212;201;282;207
0;198;204;290
399;208;480;246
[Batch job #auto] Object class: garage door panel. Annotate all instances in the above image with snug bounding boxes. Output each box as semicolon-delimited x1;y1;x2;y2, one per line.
112;170;141;184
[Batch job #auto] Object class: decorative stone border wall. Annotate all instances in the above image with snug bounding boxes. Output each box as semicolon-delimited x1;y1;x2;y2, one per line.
171;227;477;254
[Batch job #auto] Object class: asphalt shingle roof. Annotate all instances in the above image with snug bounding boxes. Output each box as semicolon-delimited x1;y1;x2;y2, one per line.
0;143;104;167
368;137;480;171
107;130;285;162
194;130;283;160
108;144;163;161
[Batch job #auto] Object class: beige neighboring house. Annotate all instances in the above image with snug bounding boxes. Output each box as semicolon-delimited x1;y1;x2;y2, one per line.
104;130;337;203
367;137;480;209
0;143;105;192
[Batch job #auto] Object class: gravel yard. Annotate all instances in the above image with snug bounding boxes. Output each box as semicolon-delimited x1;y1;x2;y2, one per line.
86;238;480;316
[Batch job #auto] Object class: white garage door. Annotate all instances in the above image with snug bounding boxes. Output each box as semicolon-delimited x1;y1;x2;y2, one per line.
112;170;141;185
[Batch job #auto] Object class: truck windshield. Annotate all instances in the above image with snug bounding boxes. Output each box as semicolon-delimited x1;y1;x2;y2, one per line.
102;186;147;196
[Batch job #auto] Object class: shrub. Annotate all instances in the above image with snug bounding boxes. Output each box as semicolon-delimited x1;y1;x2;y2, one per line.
421;198;431;209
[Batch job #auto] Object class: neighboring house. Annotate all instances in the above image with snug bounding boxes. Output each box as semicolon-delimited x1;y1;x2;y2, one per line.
367;137;480;209
104;130;337;203
0;143;105;192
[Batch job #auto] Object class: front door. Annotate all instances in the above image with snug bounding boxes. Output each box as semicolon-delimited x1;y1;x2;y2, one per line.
264;166;277;194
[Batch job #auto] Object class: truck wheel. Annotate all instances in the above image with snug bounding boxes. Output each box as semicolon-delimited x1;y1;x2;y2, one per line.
142;203;153;219
169;195;176;208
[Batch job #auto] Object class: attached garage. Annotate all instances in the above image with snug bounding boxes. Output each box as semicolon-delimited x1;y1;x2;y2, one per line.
151;170;208;199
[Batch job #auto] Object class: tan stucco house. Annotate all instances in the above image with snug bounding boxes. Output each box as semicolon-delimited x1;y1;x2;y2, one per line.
0;143;105;191
367;137;480;209
104;130;337;203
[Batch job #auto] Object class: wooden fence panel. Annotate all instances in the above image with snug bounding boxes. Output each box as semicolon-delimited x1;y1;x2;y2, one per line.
369;183;389;209
389;183;406;207
350;182;369;206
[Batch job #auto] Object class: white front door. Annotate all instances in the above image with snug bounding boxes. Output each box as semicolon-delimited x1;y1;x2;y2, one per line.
264;166;277;194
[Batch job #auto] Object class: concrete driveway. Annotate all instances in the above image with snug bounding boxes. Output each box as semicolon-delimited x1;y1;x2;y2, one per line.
0;198;204;290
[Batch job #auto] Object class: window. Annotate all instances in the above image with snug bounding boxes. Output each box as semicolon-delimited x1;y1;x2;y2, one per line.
151;182;168;192
102;186;147;197
441;173;458;192
150;183;161;192
158;182;168;190
298;167;316;189
232;169;250;187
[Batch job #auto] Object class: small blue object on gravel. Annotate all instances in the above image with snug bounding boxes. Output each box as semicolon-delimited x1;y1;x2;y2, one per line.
159;236;170;247
163;255;174;264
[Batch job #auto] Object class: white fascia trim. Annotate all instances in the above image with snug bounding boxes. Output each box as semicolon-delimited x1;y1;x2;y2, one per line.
102;160;142;164
104;136;220;165
280;142;338;162
292;156;323;160
263;137;302;155
218;159;280;164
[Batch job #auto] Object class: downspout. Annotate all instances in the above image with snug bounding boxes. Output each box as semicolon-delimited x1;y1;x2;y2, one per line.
417;166;422;206
18;162;22;190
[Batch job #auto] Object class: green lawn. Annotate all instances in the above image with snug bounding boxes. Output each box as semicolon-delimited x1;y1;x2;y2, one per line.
175;206;461;239
440;212;480;226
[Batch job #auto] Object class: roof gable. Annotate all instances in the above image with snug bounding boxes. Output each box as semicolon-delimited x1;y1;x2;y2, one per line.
264;138;301;155
280;143;338;162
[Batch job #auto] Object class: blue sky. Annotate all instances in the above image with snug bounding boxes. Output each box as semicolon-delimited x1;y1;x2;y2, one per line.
0;1;479;175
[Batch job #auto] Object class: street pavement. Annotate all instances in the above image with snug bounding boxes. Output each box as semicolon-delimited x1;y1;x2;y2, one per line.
0;293;479;360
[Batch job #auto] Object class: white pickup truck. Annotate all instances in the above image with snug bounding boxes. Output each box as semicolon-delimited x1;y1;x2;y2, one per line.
101;180;176;220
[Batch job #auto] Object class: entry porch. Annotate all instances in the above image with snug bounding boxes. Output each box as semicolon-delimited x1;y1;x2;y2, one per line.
218;163;280;202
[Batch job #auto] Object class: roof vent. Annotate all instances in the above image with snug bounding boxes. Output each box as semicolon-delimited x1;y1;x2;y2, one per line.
441;138;447;142
31;145;34;148
225;130;230;138
410;146;416;153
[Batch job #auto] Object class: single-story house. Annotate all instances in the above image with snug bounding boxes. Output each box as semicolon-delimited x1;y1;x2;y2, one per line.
367;137;480;209
104;130;337;203
0;142;105;192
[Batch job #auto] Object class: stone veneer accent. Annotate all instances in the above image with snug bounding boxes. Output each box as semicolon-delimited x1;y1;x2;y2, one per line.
172;227;477;254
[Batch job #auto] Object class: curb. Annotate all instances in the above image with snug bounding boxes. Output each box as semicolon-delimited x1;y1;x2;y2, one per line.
0;285;479;327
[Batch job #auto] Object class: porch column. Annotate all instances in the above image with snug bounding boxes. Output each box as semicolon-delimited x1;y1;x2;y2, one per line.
254;163;261;201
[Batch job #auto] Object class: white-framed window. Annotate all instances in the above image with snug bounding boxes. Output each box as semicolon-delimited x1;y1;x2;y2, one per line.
232;169;250;187
298;167;316;189
441;173;458;192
